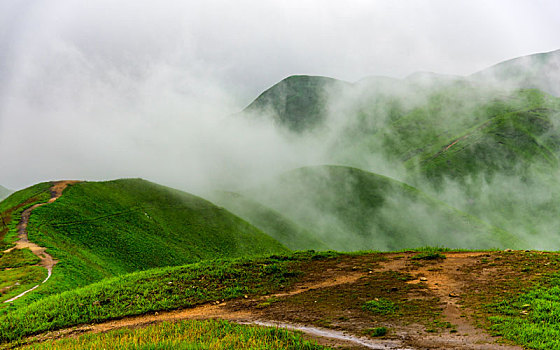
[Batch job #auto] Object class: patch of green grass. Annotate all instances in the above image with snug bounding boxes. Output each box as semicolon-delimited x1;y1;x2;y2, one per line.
0;249;40;269
0;266;47;304
362;298;397;315
20;319;330;350
411;248;447;261
486;275;560;349
256;296;280;309
0;251;333;343
426;319;455;333
365;327;387;337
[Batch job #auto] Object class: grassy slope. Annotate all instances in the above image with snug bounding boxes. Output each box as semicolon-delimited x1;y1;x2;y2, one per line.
209;191;329;251
404;89;560;181
0;183;52;251
0;251;333;342
20;179;287;299
0;184;53;304
244;165;518;251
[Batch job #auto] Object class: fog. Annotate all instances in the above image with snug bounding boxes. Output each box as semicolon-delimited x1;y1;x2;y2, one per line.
1;0;560;192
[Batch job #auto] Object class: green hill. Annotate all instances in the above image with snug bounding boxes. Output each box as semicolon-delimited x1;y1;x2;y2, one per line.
209;191;329;251
379;89;560;180
242;165;518;251
6;179;287;299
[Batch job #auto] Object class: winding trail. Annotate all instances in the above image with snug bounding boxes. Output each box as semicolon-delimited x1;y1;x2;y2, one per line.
3;181;78;303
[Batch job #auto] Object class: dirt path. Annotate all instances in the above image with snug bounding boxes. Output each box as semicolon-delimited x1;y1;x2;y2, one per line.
24;251;530;349
3;181;78;303
378;252;523;350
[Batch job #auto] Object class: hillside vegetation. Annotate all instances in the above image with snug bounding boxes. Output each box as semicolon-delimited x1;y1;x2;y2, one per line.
242;165;518;251
241;69;560;250
0;251;329;342
15;179;287;299
209;191;329;251
244;75;349;133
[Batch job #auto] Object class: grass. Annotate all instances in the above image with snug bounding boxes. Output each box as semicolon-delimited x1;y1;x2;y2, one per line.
485;275;560;349
411;247;447;260
362;298;397;315
256;296;280;309
0;249;40;269
21;319;330;350
0;182;52;251
418;105;560;182
21;179;288;298
0;251;335;343
365;327;387;337
0;266;47;304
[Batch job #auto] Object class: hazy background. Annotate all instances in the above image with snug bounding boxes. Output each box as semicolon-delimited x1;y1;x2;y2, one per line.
1;0;560;191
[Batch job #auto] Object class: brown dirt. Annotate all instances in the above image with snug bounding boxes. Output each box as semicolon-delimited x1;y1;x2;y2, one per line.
2;181;79;303
22;251;550;349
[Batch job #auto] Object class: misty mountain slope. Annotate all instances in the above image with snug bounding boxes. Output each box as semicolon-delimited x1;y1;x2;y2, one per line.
388;89;560;180
242;165;519;251
417;105;560;181
320;84;560;182
209;191;329;251
472;49;560;96
23;179;287;297
0;185;13;201
243;75;350;132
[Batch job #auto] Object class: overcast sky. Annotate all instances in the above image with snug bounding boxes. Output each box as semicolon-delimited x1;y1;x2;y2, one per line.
1;0;560;191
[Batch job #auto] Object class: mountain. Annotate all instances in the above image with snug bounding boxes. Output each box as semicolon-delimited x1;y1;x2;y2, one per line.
209;191;329;251
385;89;560;180
0;185;12;201
2;179;287;299
471;49;560;96
241;165;518;251
243;75;350;132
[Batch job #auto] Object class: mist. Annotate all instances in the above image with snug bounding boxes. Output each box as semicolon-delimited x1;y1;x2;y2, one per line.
2;0;560;192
